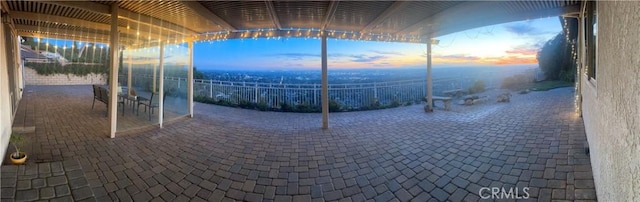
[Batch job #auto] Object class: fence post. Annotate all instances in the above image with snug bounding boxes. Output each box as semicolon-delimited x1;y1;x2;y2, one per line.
178;78;181;89
314;84;318;106
254;83;258;103
209;80;213;98
373;82;378;101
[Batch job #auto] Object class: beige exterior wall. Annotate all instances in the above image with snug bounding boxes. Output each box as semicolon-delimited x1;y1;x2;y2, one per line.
581;1;640;201
0;10;13;164
23;67;107;85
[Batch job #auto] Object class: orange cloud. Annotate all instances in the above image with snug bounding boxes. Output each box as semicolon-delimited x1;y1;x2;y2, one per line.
432;54;480;64
505;48;538;55
492;56;538;65
320;47;540;68
431;53;537;66
495;46;539;65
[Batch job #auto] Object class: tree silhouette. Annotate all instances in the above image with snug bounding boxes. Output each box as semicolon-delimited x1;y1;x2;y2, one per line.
536;17;577;82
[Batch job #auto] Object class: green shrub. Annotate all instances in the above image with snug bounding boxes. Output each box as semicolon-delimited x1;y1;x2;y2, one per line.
9;133;26;158
194;95;215;104
501;74;534;90
294;104;320;113
390;100;401;108
279;102;293;112
256;100;269;111
468;80;486;94
329;100;341;112
193;96;415;113
370;99;381;108
26;62;108;76
238;100;253;109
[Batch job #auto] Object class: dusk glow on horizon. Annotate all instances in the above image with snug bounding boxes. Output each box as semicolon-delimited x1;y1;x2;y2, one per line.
194;17;561;70
33;16;562;71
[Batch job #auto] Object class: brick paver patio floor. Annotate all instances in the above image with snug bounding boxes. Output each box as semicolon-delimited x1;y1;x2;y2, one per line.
2;85;596;201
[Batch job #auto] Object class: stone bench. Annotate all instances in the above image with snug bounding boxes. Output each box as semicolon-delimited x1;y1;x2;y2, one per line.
443;89;465;97
428;96;453;111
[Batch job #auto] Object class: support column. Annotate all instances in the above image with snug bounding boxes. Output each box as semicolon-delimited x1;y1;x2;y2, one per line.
187;41;194;118
127;50;132;94
152;64;157;92
108;3;119;138
576;9;585;116
158;43;165;128
321;32;328;129
425;40;433;112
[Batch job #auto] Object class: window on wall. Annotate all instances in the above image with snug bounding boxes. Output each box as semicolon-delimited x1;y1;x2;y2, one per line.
585;1;597;81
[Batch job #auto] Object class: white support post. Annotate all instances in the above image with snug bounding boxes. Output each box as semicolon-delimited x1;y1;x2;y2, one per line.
108;3;119;138
152;65;157;92
127;50;132;94
158;43;164;128
576;9;585;116
425;40;433;112
321;32;329;129
187;41;194;118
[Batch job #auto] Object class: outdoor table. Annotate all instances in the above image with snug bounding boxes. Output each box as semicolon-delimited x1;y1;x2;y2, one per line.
120;95;141;113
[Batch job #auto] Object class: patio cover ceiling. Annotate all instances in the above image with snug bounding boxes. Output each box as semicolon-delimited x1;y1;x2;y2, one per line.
1;1;581;47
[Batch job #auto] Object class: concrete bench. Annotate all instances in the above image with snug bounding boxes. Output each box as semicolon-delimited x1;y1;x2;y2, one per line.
429;96;453;111
443;89;465;97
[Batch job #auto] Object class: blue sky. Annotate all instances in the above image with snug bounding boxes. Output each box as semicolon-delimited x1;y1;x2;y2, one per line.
194;17;562;70
33;16;562;70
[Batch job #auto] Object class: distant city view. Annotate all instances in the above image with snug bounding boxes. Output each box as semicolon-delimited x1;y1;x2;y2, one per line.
199;66;536;90
144;65;539;112
21;15;555;113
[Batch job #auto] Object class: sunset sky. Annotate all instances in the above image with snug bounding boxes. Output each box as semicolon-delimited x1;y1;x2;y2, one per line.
37;16;562;70
194;16;562;70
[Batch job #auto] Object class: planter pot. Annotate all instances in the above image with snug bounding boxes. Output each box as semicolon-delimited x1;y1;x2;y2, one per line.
9;152;27;165
424;104;433;112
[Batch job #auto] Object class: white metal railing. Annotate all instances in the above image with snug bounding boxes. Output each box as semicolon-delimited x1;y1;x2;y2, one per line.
118;74;497;110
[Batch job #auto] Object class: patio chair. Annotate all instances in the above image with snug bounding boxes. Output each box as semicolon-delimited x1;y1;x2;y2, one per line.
99;87;125;116
137;92;166;120
91;85;100;110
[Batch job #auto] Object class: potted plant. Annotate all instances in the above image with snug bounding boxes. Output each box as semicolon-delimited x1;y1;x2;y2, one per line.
9;133;27;165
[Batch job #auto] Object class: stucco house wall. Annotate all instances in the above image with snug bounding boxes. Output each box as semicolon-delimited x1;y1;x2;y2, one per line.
581;1;640;201
0;9;14;164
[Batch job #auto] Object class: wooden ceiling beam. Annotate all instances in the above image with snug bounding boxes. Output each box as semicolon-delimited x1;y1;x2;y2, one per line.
15;24;150;45
360;1;410;32
1;1;11;14
181;1;236;31
321;1;339;30
11;11;168;42
16;32;110;45
12;11;110;30
396;1;477;35
17;31;108;44
423;4;582;38
45;1;196;36
398;1;581;37
265;1;281;30
16;24;110;40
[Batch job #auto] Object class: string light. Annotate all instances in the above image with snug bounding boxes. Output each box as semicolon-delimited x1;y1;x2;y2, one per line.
563;18;581;114
190;28;426;44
